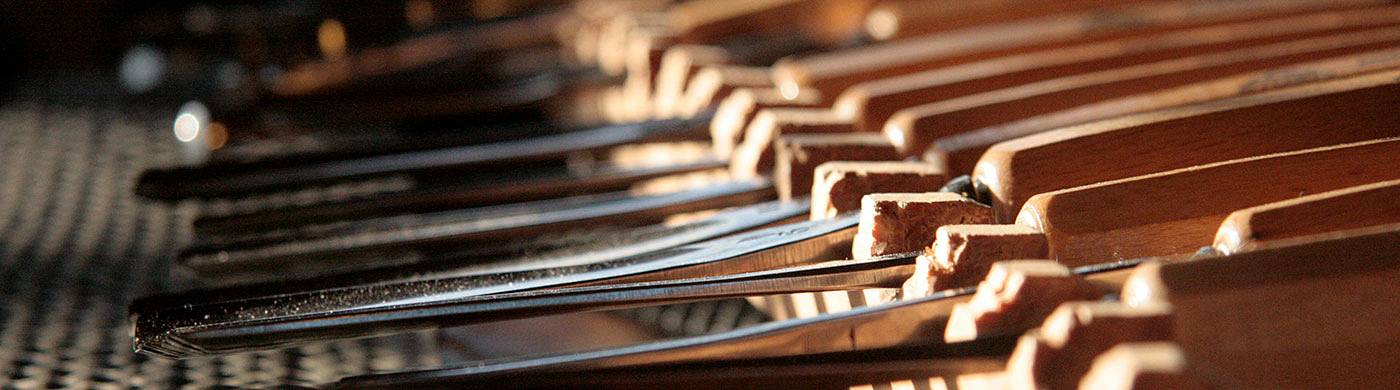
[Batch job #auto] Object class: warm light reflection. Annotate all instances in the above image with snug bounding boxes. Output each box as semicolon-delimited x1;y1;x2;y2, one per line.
865;9;899;40
883;123;906;149
206;122;229;150
779;81;800;100
173;114;201;142
318;19;348;61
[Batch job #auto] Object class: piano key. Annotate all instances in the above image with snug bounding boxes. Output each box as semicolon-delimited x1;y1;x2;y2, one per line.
1212;178;1400;254
350;221;1400;388
773;133;908;201
974;68;1400;221
909;137;1400;295
852;193;995;259
775;0;1376;104
711;87;823;158
841;5;1400;135
886;28;1400;161
326;260;1144;387
810;161;949;220
1008;223;1400;389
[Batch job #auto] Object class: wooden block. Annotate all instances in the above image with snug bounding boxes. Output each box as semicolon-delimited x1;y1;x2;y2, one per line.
902;224;1047;297
809;161;947;220
774;133;902;201
929;47;1400;174
1078;343;1205;390
944;260;1103;343
1015;137;1400;266
1213;178;1400;254
1004;301;1175;390
651;45;731;118
852;193;993;260
619;30;676;121
974;68;1400;221
710;88;822;158
840;6;1400;138
675;65;772;117
729;108;857;178
887;29;1400;166
773;0;1373;104
1033;224;1400;390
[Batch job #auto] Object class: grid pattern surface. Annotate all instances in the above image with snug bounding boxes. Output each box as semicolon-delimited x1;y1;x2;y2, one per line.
0;102;770;388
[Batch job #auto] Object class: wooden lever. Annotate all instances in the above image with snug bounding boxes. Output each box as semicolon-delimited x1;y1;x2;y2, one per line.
775;0;1378;104
886;28;1400;163
711;87;822;158
943;261;1109;344
810;161;948;220
909;138;1400;294
728;11;1400;181
1017;138;1400;264
1213;178;1400;255
363;223;1400;389
1010;223;1400;389
1077;342;1207;390
773;133;903;201
840;6;1400;135
974;67;1400;221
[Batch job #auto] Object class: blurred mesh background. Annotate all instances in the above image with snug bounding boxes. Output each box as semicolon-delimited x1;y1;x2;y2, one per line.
0;99;448;388
0;91;769;388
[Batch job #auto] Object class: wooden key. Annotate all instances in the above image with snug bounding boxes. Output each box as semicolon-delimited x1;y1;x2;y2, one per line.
1076;342;1208;390
772;133;903;201
885;27;1400;162
674;65;774;117
944;187;1400;345
711;87;822;158
1005;301;1176;390
1213;178;1400;255
651;0;1133;119
974;67;1400;221
909;138;1400;292
775;0;1381;104
664;0;874;47
1011;223;1400;389
810;161;947;220
862;0;1159;41
326;261;1147;387
852;193;993;260
943;261;1107;343
613;0;878;117
365;223;1400;389
840;6;1400;134
651;45;732;118
730;108;856;176
726;8;1400;176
